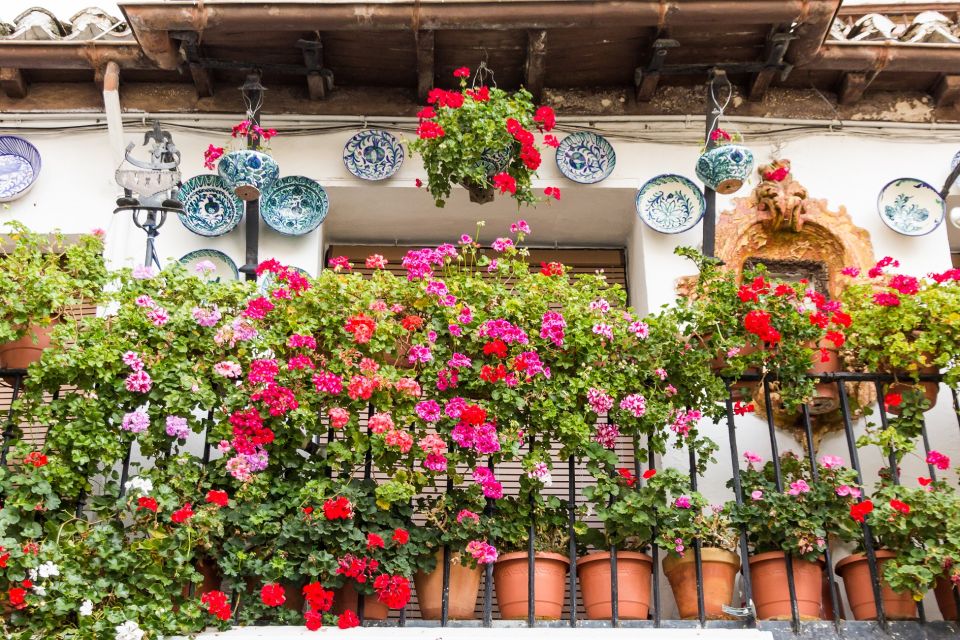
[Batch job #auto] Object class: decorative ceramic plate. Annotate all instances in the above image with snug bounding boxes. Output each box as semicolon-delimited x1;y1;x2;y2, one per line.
877;178;945;236
258;266;310;294
260;176;329;236
477;147;511;177
179;249;239;282
555;132;616;184
343;130;404;180
177;175;244;237
635;174;706;234
0;136;41;202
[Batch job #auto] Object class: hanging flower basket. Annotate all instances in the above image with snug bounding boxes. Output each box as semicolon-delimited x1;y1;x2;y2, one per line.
695;129;755;195
409;65;561;207
204;120;279;201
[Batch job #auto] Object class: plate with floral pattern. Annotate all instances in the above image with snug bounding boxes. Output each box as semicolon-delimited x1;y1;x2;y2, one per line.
177;175;244;237
179;249;239;282
0;135;41;202
877;178;944;236
555;132;616;184
343;130;404;180
260;176;329;236
635;174;705;234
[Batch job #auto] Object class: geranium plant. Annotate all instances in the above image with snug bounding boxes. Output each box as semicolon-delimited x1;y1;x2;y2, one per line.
0;221;106;348
409;66;560;207
726;451;861;562
678;247;850;412
203;119;278;170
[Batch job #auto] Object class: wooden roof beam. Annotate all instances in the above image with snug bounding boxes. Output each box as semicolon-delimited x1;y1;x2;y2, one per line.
524;29;547;103
416;30;435;104
838;71;873;105
935;75;960;109
634;38;678;102
0;68;27;99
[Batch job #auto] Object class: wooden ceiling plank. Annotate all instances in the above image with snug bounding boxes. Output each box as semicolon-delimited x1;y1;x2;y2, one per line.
935;74;960;108
0;68;28;99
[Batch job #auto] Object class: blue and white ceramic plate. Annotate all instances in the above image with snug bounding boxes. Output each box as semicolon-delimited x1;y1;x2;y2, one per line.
260;176;329;236
179;249;239;282
635;174;706;234
258;266;310;293
555;132;616;184
0;136;41;202
177;175;244;237
343;130;404;180
878;178;945;236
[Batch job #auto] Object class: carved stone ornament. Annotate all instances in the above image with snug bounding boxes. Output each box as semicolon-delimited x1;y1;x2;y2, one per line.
695;160;878;447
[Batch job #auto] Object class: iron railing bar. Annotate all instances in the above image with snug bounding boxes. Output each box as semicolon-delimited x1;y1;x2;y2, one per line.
801;404;841;629
567;455;577;627
723;392;756;626
689;446;706;627
762;379;800;633
0;372;23;466
920;419;938;481
837;380;888;629
648;438;661;628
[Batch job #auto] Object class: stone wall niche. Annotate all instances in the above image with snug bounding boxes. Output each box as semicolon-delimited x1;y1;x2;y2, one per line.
715;159;877;446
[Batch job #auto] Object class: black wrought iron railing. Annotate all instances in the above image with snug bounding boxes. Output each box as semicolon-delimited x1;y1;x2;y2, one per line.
2;369;959;635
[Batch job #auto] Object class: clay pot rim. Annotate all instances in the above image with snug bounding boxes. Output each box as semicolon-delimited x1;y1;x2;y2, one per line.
663;547;741;573
577;550;652;566
835;550;897;574
496;551;571;565
748;550;824;566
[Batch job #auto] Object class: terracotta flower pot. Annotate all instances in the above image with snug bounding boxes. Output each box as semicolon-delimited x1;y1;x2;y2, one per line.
934;577;959;622
0;323;54;370
333;583;389;620
282;579;306;613
578;551;652;620
836;551;917;621
748;551;823;620
886;366;939;414
414;551;482;620
663;548;740;620
494;551;569;620
181;556;222;598
807;340;840;415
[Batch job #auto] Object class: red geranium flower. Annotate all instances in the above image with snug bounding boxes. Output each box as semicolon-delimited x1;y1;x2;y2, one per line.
303;582;335;612
466;86;489;102
201;590;232;620
305;610;323;631
416;107;436;120
23;451;47;468
733;401;755;416
642;469;657;480
483;340;508;359
884;393;902;410
205;490;229;508
492;172;516;195
763;166;789;182
323;496;353;520
461;404;487;426
392;528;409;545
533;105;556;131
543;134;560;147
8;587;27;609
918;477;933;487
710;128;731;142
374;574;412;609
889;499;910;515
543;186;561;200
0;547;9;568
261;583;286;607
338;609;360;629
171;503;194;524
617;467;637;487
367;533;385;550
137;496;159;513
850;500;874;523
540;261;564;276
453;66;470;78
416;120;445;140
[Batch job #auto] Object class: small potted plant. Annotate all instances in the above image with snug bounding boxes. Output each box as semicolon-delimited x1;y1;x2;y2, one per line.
0;222;106;370
408;66;560;207
657;481;741;620
695;127;755;195
835;477;960;621
488;489;572;620
578;466;667;620
727;451;861;620
206;119;279;201
678;247;848;413
412;488;495;620
841;258;960;416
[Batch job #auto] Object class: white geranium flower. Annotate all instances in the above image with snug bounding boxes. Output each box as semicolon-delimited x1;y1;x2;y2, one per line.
28;568;38;581
124;477;153;495
33;585;46;596
115;620;144;640
37;561;59;578
79;599;93;616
